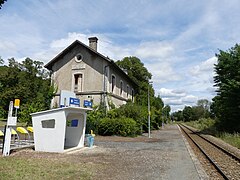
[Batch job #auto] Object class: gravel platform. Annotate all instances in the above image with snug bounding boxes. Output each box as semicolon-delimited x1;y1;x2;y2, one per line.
75;124;201;180
9;124;202;179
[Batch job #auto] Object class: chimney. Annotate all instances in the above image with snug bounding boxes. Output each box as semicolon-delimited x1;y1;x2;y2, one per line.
88;37;98;51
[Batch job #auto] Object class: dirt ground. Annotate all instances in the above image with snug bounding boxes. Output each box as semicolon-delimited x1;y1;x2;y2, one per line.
11;124;200;180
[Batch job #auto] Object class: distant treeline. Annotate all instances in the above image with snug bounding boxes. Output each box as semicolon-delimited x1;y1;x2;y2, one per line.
172;44;240;133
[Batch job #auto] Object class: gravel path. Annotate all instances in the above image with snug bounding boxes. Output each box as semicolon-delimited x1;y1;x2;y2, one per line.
73;124;200;180
9;124;201;179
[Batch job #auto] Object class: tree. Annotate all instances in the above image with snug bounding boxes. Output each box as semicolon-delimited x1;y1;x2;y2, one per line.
191;99;211;120
162;105;171;122
116;56;165;130
116;56;153;106
152;95;164;111
0;0;7;9
212;44;240;132
182;106;193;122
197;99;210;112
0;56;4;64
0;57;55;124
116;56;152;86
191;106;205;120
171;110;183;121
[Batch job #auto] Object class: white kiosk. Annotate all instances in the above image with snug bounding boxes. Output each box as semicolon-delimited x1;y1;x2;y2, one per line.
31;107;91;153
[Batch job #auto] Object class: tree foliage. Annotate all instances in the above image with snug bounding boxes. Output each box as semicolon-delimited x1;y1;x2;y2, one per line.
172;99;211;122
0;57;4;64
212;44;240;132
86;56;167;136
116;56;168;125
0;57;55;124
171;110;183;121
87;101;166;136
182;106;193;122
116;56;154;106
0;0;7;9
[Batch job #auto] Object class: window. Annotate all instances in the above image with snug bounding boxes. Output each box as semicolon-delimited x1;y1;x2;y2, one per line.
67;119;78;127
74;74;83;92
111;75;116;93
75;53;83;63
120;81;123;96
41;119;55;128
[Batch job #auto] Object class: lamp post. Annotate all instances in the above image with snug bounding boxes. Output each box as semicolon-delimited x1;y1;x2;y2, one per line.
148;81;153;138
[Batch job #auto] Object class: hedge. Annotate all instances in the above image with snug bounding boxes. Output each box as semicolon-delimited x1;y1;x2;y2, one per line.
98;117;138;137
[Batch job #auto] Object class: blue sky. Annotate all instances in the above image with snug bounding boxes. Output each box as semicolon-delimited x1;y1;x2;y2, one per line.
1;0;240;112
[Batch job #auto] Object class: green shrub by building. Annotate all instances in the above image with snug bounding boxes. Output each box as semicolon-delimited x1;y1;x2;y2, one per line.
98;117;138;137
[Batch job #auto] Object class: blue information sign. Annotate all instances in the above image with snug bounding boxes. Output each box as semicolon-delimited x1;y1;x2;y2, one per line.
69;98;80;106
84;100;92;108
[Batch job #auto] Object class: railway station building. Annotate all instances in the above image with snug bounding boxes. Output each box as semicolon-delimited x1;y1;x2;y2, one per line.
45;37;137;109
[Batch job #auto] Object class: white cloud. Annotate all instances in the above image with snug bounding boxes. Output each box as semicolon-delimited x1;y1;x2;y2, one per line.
135;41;174;59
148;62;182;83
2;0;240;112
50;33;88;49
158;87;199;112
0;41;17;55
182;95;198;104
163;98;183;106
190;56;217;76
159;88;186;98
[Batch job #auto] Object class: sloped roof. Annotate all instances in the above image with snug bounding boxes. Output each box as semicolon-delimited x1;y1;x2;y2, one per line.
44;39;138;88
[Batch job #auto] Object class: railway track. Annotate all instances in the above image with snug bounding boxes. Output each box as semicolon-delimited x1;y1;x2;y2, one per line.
179;124;240;180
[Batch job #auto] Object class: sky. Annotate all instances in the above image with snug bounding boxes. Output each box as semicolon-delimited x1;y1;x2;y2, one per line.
1;0;240;112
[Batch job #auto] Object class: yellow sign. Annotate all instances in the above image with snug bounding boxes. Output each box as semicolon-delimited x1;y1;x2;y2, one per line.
14;99;20;109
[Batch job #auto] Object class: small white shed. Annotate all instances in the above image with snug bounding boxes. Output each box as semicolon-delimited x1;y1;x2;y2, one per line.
31;107;91;153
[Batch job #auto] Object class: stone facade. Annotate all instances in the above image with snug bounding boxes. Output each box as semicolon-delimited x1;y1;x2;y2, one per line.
45;37;137;109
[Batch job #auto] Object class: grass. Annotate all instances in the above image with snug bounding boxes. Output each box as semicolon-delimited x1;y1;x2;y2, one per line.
218;132;240;149
0;156;93;180
185;118;216;132
0;119;7;127
184;118;240;149
0;120;27;128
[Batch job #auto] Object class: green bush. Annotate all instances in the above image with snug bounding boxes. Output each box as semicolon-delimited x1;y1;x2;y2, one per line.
98;117;138;137
86;105;105;134
113;102;148;132
185;118;216;131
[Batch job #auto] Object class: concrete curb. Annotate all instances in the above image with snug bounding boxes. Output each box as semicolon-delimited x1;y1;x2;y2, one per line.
177;125;209;180
64;145;97;154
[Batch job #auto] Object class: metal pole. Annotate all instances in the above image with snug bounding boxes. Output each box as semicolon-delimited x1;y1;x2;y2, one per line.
148;84;150;138
103;65;108;115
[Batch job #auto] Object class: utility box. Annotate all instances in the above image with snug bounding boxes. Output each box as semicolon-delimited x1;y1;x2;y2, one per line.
31;107;91;153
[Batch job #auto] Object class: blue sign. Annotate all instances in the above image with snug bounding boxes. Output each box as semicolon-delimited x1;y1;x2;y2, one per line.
69;98;80;106
84;100;92;108
71;119;78;127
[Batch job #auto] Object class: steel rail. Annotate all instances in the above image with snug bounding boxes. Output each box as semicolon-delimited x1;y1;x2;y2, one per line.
181;124;240;163
179;124;229;180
